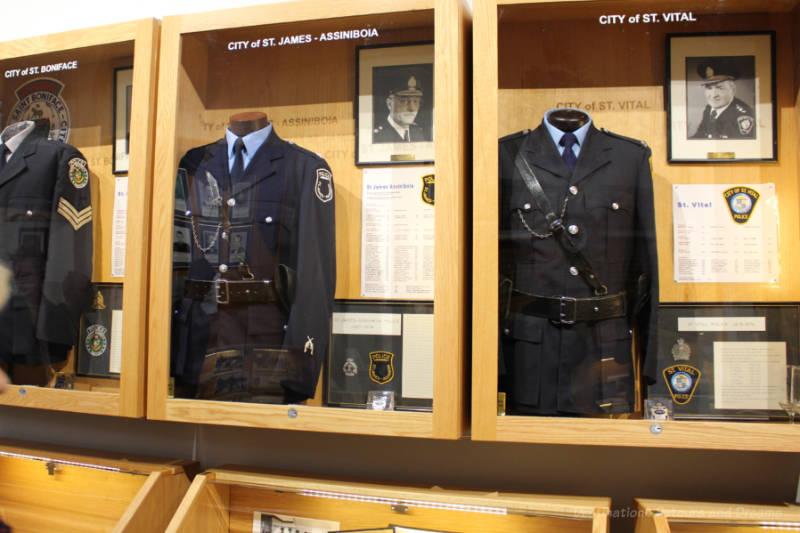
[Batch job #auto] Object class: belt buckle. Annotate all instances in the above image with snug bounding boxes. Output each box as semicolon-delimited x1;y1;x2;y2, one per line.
215;279;230;304
558;296;577;324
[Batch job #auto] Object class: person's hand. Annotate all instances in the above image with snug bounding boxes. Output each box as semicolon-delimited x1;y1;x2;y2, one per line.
0;368;9;393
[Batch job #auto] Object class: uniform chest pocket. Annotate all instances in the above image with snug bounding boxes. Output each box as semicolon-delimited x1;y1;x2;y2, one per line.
585;191;634;263
4;197;52;222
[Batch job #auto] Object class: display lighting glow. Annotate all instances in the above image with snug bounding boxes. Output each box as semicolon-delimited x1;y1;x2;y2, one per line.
297;489;509;515
0;451;125;473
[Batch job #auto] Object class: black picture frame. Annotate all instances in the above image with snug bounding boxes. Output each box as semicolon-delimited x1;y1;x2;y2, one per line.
326;299;434;410
648;302;799;419
666;31;776;163
355;41;434;166
112;66;133;174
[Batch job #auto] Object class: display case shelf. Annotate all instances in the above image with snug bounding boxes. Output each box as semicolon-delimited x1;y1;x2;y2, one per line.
0;438;197;533
634;498;800;532
167;467;611;533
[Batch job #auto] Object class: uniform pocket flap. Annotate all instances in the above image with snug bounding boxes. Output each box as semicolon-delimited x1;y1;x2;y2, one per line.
511;314;544;343
585;191;634;212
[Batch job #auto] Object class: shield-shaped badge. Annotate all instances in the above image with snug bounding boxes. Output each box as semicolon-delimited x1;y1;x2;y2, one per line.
723;186;759;224
315;168;334;203
663;364;701;405
421;174;434;206
368;351;395;385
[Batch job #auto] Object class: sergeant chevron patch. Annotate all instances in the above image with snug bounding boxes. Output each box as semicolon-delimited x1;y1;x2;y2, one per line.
57;198;92;230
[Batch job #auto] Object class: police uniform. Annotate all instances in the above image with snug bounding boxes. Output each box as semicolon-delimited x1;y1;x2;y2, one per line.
690;59;756;140
171;127;335;403
691;97;755;139
0;122;93;367
499;123;658;415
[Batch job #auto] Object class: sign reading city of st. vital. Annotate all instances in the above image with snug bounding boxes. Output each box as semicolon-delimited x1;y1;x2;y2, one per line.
672;183;778;283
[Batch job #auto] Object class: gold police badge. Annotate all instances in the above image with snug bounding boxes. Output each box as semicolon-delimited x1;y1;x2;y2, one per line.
421;174;435;206
368;351;395;385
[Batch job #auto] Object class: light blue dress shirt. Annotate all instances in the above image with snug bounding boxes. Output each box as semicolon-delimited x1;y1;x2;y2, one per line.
543;108;592;159
225;123;273;174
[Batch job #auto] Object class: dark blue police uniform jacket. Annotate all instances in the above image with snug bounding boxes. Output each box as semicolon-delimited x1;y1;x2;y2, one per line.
499;124;658;415
171;129;335;403
0;133;93;366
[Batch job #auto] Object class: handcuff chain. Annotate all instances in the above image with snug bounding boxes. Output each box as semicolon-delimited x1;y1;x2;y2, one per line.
516;195;569;239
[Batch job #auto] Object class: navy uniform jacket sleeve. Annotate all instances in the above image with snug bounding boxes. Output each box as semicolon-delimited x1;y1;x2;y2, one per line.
36;146;93;346
634;146;659;383
281;154;336;401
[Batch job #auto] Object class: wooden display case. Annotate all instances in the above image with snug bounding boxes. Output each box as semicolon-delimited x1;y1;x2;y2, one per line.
167;467;611;533
0;438;197;533
634;498;800;532
147;0;470;438
472;0;800;450
0;20;160;417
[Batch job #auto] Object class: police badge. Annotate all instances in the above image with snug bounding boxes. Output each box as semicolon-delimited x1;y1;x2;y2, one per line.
421;174;434;206
663;364;702;405
723;186;759;224
368;351;395;384
671;338;691;361
315;168;334;203
68;158;89;189
85;324;108;357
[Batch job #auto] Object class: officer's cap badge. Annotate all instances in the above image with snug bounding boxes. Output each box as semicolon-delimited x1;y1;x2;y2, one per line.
315;168;334;203
723;186;759;224
368;351;395;385
421;174;435;206
663;364;701;405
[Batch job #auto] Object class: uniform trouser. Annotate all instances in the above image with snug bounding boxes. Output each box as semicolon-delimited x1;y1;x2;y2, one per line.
172;297;304;402
501;312;634;415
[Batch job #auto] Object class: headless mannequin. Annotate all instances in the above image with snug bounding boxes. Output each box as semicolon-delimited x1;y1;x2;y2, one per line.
229;111;269;136
547;108;589;132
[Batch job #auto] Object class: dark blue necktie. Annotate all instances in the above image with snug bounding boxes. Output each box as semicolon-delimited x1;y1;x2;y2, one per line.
560;132;578;173
0;145;8;173
231;137;245;180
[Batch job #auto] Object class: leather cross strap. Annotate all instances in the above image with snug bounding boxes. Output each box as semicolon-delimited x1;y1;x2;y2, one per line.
513;153;608;296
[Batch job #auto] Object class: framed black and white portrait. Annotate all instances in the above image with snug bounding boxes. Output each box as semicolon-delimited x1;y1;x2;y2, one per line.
113;66;133;174
667;32;776;163
356;42;434;165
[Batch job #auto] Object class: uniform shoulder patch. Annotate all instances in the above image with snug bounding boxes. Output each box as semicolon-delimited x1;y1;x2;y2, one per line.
68;157;89;189
315;167;334;203
600;128;649;149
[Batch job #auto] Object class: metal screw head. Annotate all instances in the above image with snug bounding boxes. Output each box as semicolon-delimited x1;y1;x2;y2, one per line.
19;388;26;397
288;408;298;419
650;423;663;435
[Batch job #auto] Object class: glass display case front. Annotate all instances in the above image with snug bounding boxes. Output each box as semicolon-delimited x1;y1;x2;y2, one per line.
0;20;158;416
473;0;800;450
148;1;469;437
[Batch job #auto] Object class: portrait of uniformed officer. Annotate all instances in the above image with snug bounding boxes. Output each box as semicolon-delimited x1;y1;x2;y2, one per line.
372;65;433;144
687;57;756;140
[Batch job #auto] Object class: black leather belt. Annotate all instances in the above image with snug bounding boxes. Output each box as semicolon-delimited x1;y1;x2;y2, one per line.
184;279;279;305
510;289;626;324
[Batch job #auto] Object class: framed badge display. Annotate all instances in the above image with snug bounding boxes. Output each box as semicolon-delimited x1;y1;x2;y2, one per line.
77;283;124;378
327;300;434;410
666;32;776;163
356;42;435;165
648;303;799;419
0;19;159;417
